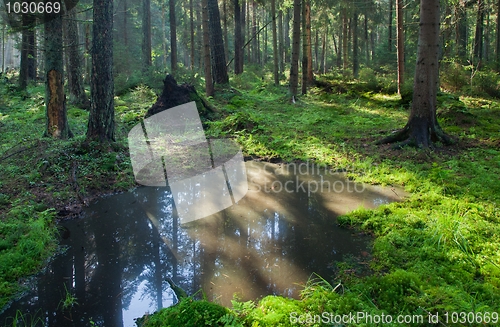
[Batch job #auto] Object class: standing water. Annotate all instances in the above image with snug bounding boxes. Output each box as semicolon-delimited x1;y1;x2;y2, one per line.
0;161;405;327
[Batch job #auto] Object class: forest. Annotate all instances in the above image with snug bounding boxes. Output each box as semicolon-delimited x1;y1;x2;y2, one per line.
0;0;499;325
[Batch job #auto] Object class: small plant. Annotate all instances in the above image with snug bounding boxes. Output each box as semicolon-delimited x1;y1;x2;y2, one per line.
59;284;78;311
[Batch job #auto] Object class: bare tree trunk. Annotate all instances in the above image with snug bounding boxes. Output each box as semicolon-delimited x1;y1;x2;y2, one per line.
321;26;327;73
208;0;229;84
377;0;452;148
342;9;348;72
87;0;114;142
45;12;72;139
234;0;243;74
388;0;393;52
352;11;359;78
314;29;319;72
252;1;258;63
305;0;313;83
284;9;291;63
190;0;195;70
202;0;214;95
364;14;369;65
301;0;307;95
241;0;246;71
473;0;484;66
278;7;284;73
455;3;467;61
65;7;90;109
143;0;152;69
396;0;404;94
289;0;301;97
223;0;229;63
169;0;177;72
19;15;36;90
271;0;279;84
497;0;500;70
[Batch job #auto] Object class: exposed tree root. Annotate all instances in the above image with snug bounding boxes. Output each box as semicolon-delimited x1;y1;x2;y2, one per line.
376;122;455;149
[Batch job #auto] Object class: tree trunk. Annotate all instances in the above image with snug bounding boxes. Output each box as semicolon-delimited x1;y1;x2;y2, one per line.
455;4;467;61
377;0;453;148
190;0;195;70
396;0;404;94
473;0;484;66
234;0;243;74
252;1;258;63
364;14;369;65
289;0;301;97
19;15;36;90
87;0;114;142
278;7;284;73
271;0;279;84
223;0;229;63
169;0;177;72
301;0;307;95
208;0;229;85
284;9;291;64
342;9;348;72
241;0;246;71
314;29;319;72
64;7;90;109
321;26;327;74
202;0;214;95
143;0;152;70
305;0;313;83
388;0;393;52
352;11;359;78
497;0;500;70
45;13;72;139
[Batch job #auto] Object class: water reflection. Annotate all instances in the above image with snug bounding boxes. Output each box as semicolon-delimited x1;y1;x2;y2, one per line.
0;162;405;327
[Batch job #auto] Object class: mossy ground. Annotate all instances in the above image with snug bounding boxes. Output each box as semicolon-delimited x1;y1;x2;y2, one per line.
1;67;499;326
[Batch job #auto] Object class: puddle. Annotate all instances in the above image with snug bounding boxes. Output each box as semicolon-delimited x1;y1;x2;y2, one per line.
0;161;406;327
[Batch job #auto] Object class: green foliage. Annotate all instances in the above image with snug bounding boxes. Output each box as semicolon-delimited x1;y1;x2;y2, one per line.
137;298;235;327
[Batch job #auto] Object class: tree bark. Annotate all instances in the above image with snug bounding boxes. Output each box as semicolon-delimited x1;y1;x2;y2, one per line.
278;7;284;73
388;0;393;52
202;0;214;95
342;9;348;72
223;0;229;63
352;11;359;78
252;1;258;63
497;0;500;70
208;0;229;85
289;0;301;97
305;0;313;83
64;7;90;109
19;15;36;90
455;3;467;61
321;26;327;73
271;0;279;84
234;0;243;74
190;0;195;70
44;11;71;139
143;0;152;69
87;0;114;142
377;0;453;148
473;0;484;66
301;0;307;95
396;0;405;94
169;0;177;72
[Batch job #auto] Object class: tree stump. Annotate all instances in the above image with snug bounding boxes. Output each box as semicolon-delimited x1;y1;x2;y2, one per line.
145;74;215;120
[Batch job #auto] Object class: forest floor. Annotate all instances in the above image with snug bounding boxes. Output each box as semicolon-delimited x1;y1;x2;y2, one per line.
1;68;499;325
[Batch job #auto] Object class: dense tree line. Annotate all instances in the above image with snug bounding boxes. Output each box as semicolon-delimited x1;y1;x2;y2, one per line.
1;0;499;146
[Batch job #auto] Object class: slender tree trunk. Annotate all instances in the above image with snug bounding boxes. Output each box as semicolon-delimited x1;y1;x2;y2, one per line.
289;0;301;97
197;2;203;69
234;0;243;74
305;0;313;83
388;0;393;52
342;9;348;72
87;0;114;142
19;15;36;90
377;0;452;148
301;0;307;95
496;0;500;70
169;0;177;72
285;9;291;63
271;0;279;84
202;0;214;95
65;7;90;109
223;0;229;63
123;0;128;46
396;0;404;94
473;0;484;66
208;0;229;84
190;0;195;70
364;14;369;65
162;4;167;68
45;12;72;139
241;0;246;71
314;30;319;72
252;1;258;63
456;4;467;61
143;0;152;69
352;11;359;78
278;7;284;73
321;26;327;73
